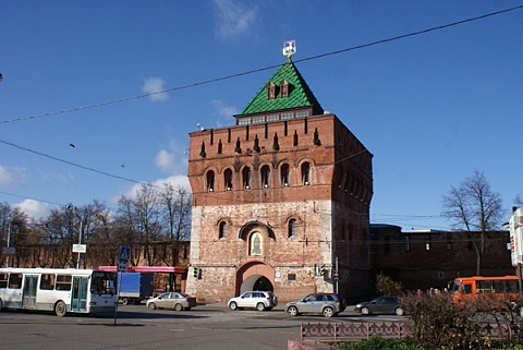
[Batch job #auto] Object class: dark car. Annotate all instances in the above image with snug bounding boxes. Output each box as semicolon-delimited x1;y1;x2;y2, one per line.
285;293;347;317
354;296;404;315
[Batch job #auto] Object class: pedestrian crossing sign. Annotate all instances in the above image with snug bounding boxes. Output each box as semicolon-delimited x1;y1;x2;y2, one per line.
118;246;130;264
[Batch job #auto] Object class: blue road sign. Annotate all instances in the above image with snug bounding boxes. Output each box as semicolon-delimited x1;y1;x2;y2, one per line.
118;246;130;264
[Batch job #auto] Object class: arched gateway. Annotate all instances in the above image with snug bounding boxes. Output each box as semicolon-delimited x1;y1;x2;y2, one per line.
236;262;274;295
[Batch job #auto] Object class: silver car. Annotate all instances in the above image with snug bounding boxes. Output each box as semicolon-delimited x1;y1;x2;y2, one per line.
146;292;197;311
285;293;347;317
228;291;278;311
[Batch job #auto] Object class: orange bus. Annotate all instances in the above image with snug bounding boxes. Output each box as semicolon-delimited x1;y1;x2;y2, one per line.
449;275;522;314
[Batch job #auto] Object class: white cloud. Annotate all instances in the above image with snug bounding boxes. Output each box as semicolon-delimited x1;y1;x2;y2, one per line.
213;0;257;39
211;99;238;128
15;199;50;220
0;165;14;185
142;77;169;102
112;175;190;204
155;149;176;172
211;99;238;117
0;165;26;186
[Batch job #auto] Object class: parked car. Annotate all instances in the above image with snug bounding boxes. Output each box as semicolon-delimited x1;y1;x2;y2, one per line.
285;293;347;317
228;291;278;311
354;296;404;315
146;291;197;311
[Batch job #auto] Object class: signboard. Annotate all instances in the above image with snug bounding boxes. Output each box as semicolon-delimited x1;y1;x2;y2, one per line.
118;246;130;264
1;247;15;257
117;262;128;272
73;244;87;253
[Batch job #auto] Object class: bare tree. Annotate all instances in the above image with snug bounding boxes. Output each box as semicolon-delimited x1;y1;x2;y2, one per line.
514;194;523;207
158;183;192;267
442;170;503;275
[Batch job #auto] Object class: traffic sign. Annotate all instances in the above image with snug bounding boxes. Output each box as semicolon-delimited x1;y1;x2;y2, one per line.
118;262;128;272
118;246;130;264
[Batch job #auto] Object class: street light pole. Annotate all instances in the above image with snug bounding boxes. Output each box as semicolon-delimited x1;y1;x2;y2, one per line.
5;224;11;267
76;212;82;269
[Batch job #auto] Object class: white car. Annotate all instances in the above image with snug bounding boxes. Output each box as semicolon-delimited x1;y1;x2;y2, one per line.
228;291;277;311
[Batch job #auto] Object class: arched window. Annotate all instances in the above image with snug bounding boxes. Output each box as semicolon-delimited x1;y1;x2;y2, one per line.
288;219;297;238
250;232;263;256
301;162;311;185
281;164;290;187
261;165;271;188
224;169;233;191
242;167;251;189
219;222;227;239
206;171;215;192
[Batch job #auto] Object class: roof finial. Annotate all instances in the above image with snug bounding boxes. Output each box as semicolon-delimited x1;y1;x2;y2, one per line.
283;40;296;59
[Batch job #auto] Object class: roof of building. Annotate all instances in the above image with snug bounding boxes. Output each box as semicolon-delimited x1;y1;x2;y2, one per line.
240;58;324;116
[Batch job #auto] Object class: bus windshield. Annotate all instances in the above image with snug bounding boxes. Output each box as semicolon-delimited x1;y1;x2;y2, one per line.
91;271;117;294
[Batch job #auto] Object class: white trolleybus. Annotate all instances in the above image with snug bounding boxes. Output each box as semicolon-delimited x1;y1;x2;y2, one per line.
0;267;118;316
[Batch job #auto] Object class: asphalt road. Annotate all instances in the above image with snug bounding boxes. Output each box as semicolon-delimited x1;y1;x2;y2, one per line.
0;303;406;350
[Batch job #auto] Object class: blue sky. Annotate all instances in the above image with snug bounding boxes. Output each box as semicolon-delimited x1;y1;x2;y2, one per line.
1;1;522;230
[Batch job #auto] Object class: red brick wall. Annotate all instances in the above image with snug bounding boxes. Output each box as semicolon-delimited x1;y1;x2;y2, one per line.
186;114;374;302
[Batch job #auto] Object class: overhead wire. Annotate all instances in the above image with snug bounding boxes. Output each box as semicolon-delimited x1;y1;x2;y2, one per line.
1;4;522;125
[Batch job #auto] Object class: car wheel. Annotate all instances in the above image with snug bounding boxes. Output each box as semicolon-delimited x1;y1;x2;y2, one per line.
174;303;183;311
148;302;157;310
229;302;238;311
361;307;369;315
256;302;266;311
287;306;298;317
323;307;334;318
395;307;404;316
55;301;67;317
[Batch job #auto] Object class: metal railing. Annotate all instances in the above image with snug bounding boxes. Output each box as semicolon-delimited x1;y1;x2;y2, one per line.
300;321;411;342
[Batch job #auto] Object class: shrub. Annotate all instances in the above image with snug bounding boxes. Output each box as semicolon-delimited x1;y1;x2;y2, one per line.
375;272;402;296
336;336;424;350
401;292;523;349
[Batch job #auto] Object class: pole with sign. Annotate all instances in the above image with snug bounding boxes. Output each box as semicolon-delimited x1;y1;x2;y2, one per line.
114;246;131;325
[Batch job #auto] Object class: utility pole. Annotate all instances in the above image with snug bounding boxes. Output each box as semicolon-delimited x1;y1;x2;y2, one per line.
5;224;11;267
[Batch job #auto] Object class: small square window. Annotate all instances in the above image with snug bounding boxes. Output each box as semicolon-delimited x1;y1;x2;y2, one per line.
288;274;296;281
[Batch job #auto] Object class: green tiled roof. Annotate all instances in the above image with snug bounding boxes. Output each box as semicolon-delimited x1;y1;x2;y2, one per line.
241;58;323;115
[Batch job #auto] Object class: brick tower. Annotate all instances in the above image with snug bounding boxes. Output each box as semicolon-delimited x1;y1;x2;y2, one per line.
185;46;373;302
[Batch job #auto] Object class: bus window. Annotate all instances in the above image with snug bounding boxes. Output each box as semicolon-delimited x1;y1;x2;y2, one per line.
91;272;117;294
8;273;22;289
477;280;492;293
462;284;472;294
507;280;519;293
0;273;7;289
40;274;55;290
56;275;72;291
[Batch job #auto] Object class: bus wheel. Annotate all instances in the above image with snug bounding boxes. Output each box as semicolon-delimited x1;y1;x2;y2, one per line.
55;301;67;317
121;298;129;305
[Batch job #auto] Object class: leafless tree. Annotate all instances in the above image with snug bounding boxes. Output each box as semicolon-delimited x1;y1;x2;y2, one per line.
514;194;523;208
442;170;503;275
158;183;192;267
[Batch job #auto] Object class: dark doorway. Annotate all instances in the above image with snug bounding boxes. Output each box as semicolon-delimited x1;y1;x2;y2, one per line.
253;276;273;292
